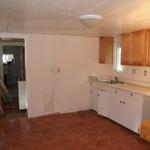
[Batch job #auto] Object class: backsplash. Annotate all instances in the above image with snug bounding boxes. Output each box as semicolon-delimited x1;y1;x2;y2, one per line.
110;65;150;87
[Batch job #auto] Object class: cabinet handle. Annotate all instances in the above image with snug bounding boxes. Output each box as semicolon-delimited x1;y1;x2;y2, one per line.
97;94;100;96
130;93;133;96
120;101;122;103
123;102;125;104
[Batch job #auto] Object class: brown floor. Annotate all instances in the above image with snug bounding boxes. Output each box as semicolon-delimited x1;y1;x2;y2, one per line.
1;84;27;120
0;110;150;150
0;109;27;120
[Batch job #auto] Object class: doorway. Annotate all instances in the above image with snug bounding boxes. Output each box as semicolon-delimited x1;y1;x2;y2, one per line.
0;38;27;119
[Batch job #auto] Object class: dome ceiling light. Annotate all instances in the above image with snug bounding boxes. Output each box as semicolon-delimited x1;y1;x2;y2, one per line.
79;14;103;27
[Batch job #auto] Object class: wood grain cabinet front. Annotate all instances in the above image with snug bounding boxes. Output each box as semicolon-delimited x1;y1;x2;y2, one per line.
146;29;150;66
131;30;146;66
121;33;132;65
121;30;146;66
99;37;114;64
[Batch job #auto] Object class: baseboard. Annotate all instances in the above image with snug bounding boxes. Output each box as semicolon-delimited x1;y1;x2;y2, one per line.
58;107;90;114
28;107;90;118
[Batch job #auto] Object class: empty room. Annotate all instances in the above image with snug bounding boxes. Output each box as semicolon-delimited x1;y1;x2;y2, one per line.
0;0;150;150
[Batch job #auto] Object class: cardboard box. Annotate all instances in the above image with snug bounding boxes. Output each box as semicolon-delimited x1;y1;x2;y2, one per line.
140;120;150;142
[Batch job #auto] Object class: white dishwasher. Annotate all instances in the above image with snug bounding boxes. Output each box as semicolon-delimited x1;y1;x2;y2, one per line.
97;89;110;117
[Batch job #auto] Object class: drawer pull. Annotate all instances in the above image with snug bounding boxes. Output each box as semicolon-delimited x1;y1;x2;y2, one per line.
97;94;100;96
123;102;125;104
120;101;122;103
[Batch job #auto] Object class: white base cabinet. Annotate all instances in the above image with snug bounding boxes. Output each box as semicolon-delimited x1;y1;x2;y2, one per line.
90;82;150;134
109;92;124;124
97;90;109;117
109;88;150;133
123;96;143;133
89;84;98;111
109;90;143;133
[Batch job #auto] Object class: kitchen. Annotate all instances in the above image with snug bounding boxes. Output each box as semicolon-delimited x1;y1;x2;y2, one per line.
90;30;150;137
0;0;150;149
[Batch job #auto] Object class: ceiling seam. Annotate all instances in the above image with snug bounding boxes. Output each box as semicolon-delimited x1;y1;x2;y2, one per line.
85;0;111;12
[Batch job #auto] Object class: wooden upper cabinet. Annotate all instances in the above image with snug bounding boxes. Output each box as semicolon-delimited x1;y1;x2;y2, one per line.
121;33;132;65
99;37;114;64
131;30;146;66
146;30;150;66
121;30;146;66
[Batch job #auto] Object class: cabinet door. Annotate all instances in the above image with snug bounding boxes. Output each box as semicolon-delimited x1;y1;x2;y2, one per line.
121;31;146;66
146;30;150;66
97;90;109;117
109;93;124;124
123;97;143;133
89;85;97;111
131;31;146;66
99;37;113;64
99;37;105;63
93;90;98;112
89;85;94;109
121;33;132;65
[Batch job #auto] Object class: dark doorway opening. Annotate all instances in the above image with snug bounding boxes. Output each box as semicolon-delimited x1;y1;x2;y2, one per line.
0;38;27;119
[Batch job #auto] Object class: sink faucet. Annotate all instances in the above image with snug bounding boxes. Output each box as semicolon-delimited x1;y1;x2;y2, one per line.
114;76;118;82
108;76;111;84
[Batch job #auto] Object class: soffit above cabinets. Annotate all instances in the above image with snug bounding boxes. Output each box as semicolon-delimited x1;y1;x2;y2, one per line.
0;0;150;37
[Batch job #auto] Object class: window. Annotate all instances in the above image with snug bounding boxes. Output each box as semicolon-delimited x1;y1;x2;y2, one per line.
2;54;14;64
114;47;124;72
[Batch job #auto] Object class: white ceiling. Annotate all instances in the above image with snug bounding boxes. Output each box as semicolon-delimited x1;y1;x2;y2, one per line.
0;0;150;37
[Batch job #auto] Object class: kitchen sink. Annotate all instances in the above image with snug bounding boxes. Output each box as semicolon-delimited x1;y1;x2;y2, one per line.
99;79;124;84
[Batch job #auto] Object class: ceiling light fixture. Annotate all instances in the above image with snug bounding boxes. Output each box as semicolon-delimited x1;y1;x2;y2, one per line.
79;14;102;27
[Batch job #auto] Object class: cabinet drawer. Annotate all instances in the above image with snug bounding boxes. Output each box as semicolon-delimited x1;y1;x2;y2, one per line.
110;88;128;96
110;88;143;99
126;92;143;100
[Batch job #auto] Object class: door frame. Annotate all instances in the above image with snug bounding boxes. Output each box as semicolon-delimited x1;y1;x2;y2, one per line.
0;33;30;117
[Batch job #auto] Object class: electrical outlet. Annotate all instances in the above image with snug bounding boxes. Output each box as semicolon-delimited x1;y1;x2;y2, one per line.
132;69;136;74
144;70;147;76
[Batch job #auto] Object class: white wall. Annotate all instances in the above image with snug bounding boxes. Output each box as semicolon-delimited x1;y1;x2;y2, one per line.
3;33;150;117
0;33;111;117
53;36;111;113
25;34;110;117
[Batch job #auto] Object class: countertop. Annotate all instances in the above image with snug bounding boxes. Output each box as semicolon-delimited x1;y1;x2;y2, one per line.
92;81;150;97
110;83;150;96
